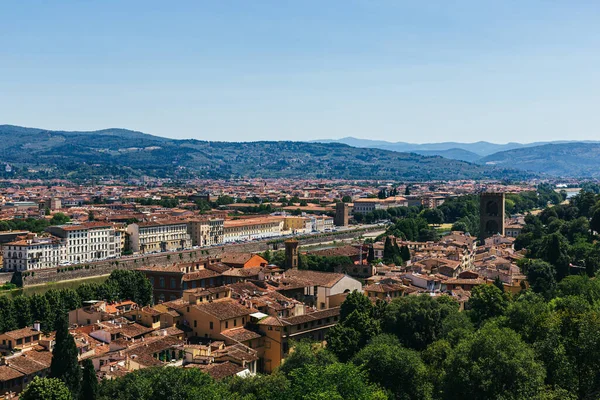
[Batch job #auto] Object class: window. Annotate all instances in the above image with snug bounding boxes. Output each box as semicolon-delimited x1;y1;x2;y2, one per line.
194;320;197;328
225;321;229;329
210;322;213;330
170;278;176;289
159;277;165;288
234;319;237;327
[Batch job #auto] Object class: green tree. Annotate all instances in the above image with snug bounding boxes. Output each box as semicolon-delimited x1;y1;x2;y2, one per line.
342;195;352;203
492;276;504;292
340;291;373;322
279;340;336;377
30;293;53;333
444;324;546;400
98;367;233;399
21;377;72;400
14;295;33;328
421;208;444;226
289;362;388;400
450;221;468;232
353;334;433;400
50;310;81;396
400;246;410;262
227;372;291;400
539;232;571;280
367;246;375;263
50;212;71;225
467;284;508;326
382;295;460;350
0;296;17;333
80;359;98;400
526;260;557;299
326;310;381;362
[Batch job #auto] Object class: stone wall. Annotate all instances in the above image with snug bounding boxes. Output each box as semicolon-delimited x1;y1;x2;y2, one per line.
19;227;382;287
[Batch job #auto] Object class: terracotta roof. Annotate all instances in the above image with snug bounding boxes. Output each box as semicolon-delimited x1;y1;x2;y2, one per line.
54;222;113;231
182;269;220;281
194;300;254;321
0;365;24;382
5;352;51;375
202;361;246;380
223;217;283;228
1;327;40;340
206;262;231;274
220;327;262;342
283;270;345;288
308;245;365;258
221;267;262;277
364;283;406;293
260;307;340;327
445;278;487;286
137;220;188;227
220;252;263;266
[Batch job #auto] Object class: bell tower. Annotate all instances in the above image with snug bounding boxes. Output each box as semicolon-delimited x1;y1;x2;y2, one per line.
284;239;299;269
479;193;505;240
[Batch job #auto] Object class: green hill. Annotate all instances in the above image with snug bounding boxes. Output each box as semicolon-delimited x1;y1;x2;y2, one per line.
0;125;534;181
478;143;600;177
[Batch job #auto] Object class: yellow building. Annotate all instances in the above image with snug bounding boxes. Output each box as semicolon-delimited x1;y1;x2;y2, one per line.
283;216;310;232
179;299;255;340
257;308;340;373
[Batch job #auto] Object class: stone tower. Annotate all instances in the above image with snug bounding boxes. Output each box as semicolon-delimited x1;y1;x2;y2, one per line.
334;202;349;227
284;239;299;269
480;192;505;240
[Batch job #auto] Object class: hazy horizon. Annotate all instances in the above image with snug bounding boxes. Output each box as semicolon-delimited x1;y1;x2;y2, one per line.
2;1;599;143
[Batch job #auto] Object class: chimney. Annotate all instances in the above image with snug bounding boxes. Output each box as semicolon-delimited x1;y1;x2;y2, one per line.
33;321;41;332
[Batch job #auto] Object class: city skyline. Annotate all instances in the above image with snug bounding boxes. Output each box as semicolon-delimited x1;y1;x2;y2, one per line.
2;1;600;143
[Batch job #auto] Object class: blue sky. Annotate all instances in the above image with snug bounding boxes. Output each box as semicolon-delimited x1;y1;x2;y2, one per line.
1;1;599;143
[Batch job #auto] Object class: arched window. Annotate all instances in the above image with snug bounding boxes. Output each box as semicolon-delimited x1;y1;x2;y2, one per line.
486;220;499;234
486;201;499;216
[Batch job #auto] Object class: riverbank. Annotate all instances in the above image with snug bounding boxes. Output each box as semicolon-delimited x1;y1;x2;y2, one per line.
0;274;109;298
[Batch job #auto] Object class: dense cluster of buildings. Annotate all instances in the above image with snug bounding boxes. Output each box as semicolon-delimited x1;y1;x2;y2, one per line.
0;208;530;396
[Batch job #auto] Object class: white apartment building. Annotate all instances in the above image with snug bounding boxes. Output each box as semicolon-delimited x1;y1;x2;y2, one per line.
126;220;192;254
223;217;284;243
310;216;335;232
2;234;66;271
47;222;120;263
188;218;224;247
352;196;408;214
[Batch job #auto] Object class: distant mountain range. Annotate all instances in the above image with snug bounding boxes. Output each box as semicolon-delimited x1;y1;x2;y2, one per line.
0;125;533;181
478;143;600;178
2;125;598;180
314;137;600;157
315;137;600;177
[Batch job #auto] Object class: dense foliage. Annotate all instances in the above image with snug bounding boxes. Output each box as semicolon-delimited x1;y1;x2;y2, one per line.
0;212;70;233
515;190;600;279
0;125;537;181
262;250;354;273
0;270;152;334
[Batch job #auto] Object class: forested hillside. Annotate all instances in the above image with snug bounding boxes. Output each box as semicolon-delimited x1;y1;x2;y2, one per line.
0;125;534;181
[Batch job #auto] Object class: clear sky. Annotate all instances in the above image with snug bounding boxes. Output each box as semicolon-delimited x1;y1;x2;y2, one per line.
1;1;599;143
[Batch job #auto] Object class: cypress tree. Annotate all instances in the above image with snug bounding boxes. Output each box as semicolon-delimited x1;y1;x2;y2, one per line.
367;246;375;262
80;359;98;400
383;237;394;262
50;309;81;397
400;246;411;262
